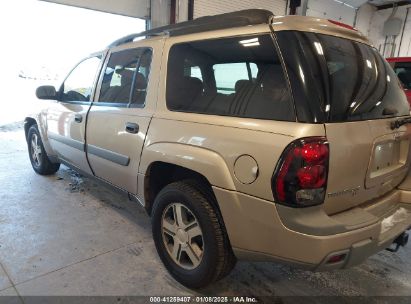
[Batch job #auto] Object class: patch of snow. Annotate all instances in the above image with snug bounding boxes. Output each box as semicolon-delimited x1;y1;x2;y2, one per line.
381;207;409;234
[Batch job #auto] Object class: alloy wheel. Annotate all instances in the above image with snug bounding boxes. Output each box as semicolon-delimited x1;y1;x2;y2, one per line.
31;133;42;167
161;203;204;270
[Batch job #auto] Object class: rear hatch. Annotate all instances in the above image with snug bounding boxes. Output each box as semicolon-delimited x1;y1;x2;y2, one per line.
275;30;411;214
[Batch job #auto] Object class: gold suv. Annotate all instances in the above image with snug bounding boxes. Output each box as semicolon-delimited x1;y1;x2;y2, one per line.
26;9;411;288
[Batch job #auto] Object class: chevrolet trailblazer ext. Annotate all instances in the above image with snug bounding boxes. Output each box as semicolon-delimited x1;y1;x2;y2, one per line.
26;10;411;288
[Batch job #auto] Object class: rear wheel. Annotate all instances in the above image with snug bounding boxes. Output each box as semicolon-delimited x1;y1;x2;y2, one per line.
152;181;236;288
27;125;60;175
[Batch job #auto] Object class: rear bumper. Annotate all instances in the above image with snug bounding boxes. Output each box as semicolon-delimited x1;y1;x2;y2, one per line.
213;186;411;270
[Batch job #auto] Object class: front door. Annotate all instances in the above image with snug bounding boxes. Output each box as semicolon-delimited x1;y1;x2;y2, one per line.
86;46;154;194
47;55;103;174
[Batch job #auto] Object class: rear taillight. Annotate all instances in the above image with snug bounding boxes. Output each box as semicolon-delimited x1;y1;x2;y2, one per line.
272;137;329;207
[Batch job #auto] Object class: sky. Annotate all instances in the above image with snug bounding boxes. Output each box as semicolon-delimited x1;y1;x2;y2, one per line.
0;0;146;80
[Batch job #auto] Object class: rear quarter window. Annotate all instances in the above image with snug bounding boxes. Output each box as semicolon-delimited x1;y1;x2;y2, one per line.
166;35;295;121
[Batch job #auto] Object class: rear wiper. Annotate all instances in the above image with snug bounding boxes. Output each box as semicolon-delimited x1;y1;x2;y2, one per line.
391;117;411;130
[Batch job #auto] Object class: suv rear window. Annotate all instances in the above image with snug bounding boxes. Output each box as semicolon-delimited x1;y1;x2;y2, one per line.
276;31;409;123
166;35;295;121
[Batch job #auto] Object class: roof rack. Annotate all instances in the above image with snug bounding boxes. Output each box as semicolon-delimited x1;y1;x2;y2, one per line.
108;9;273;48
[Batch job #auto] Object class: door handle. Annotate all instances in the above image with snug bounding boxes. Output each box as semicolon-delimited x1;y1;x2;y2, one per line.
125;122;139;134
74;114;83;123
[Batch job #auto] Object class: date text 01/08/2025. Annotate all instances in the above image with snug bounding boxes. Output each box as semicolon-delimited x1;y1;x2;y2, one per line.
149;296;258;303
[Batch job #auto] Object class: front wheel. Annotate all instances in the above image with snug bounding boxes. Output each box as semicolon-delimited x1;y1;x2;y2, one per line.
152;181;236;288
27;125;60;175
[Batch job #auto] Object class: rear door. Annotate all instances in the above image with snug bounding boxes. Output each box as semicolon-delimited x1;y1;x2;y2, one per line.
276;31;411;214
47;55;102;174
85;44;156;194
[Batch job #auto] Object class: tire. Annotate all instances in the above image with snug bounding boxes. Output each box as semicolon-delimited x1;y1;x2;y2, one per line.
27;125;60;175
152;180;236;289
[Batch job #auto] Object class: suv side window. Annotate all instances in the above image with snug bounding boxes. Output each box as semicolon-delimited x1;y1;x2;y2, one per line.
61;56;102;103
98;48;152;106
166;35;295;121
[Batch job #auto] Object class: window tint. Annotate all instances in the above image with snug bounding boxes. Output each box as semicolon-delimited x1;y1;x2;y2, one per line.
276;31;409;123
99;48;152;105
61;56;101;102
166;35;295;121
393;62;411;90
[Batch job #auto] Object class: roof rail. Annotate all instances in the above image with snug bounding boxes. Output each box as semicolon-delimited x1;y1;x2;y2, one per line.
108;32;164;48
108;9;273;48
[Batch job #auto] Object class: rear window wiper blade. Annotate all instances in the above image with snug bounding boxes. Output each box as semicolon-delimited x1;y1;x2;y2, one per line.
391;117;411;130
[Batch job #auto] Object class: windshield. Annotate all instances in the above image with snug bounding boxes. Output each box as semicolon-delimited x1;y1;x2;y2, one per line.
275;31;410;123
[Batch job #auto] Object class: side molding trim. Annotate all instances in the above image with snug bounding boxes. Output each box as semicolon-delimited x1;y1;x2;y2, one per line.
48;133;130;166
87;144;130;166
48;133;84;151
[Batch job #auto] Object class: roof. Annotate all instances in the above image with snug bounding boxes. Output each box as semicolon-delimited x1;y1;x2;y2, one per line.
109;9;273;47
108;9;371;48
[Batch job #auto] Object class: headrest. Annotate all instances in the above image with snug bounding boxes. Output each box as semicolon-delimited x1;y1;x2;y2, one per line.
167;76;203;109
235;79;251;92
259;65;285;90
183;76;203;90
135;72;147;90
117;69;134;83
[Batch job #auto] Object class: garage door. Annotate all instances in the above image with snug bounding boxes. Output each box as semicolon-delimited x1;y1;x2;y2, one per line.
306;0;356;26
194;0;287;18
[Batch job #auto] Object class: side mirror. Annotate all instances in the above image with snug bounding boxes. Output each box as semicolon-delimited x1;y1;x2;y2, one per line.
36;85;57;100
